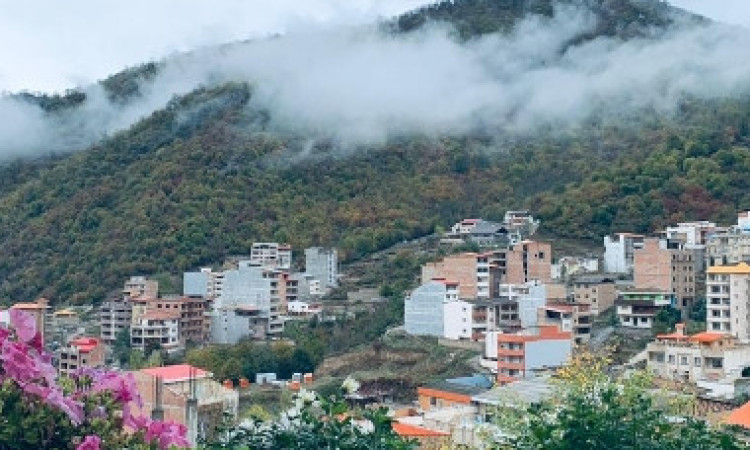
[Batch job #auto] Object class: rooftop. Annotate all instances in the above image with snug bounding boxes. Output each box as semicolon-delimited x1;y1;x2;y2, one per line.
140;364;209;382
472;378;553;406
419;380;490;397
139;310;180;321
707;262;750;275
392;422;449;438
725;401;750;429
68;337;101;353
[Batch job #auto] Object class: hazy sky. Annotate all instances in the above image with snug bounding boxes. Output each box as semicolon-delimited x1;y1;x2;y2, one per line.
0;0;747;94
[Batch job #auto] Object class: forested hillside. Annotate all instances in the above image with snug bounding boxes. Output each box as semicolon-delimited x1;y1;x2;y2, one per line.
0;0;749;304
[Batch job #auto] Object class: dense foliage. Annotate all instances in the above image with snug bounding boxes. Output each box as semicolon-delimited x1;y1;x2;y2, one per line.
0;0;749;305
0;310;188;449
203;379;416;450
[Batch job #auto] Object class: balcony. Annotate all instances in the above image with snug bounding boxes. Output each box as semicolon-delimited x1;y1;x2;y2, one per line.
498;361;524;371
498;348;524;357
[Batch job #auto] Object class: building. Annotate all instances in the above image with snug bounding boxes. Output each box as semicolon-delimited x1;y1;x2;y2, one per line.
250;243;292;269
57;337;105;377
209;261;284;343
132;364;239;446
100;296;133;344
603;233;645;274
551;256;599;281
615;289;674;329
706;263;750;338
11;298;50;343
538;303;592;344
417;381;488;413
571;275;617;315
646;324;750;383
304;247;339;290
404;279;460;338
130;310;182;354
286;300;323;318
183;268;225;299
130;296;210;345
123;276;159;299
504;241;552;285
422;253;493;299
664;221;718;248
485;326;572;384
633;238;701;316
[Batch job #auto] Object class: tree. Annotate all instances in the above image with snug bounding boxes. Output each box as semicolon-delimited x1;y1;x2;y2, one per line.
112;327;131;366
486;352;744;450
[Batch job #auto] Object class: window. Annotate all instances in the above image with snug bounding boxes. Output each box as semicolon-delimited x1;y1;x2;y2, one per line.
430;397;437;406
694;357;701;367
668;355;675;363
680;356;688;365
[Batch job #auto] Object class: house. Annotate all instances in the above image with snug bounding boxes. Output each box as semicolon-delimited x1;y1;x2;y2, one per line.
132;364;239;446
57;337;105;376
286;300;322;318
422;253;496;299
615;289;674;329
123;276;159;299
404;279;465;338
100;296;133;344
391;423;451;448
706;263;750;339
249;242;292;270
484;325;572;384
646;324;750;384
603;233;645;274
417;381;489;412
571;274;617;315
130;296;210;345
538;303;592;344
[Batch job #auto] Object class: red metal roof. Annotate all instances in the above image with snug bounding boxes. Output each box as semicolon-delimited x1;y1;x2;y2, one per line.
726;401;750;428
140;364;209;382
69;337;100;353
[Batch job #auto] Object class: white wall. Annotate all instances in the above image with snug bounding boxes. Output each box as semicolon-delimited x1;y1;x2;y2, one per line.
443;300;473;340
525;339;572;373
604;235;627;273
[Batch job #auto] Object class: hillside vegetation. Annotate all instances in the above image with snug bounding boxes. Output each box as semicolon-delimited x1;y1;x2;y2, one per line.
0;0;749;304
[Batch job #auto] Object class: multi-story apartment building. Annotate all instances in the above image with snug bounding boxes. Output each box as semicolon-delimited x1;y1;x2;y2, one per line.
130;310;181;354
504;241;552;285
250;243;292;270
305;247;339;290
485;326;572;384
706;262;750;338
422;253;494;299
123;276;159;299
100;296;133;344
615;289;674;329
538;303;592;344
404;279;461;337
646;323;750;383
58;337;105;376
209;261;283;343
603;233;645;274
634;238;701;316
183;268;225;299
131;296;210;345
571;275;617;316
664;221;718;248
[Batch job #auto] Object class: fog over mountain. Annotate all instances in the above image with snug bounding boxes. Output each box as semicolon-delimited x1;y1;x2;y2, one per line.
2;1;750;158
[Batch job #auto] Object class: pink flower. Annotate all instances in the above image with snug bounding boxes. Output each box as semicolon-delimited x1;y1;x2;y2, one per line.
92;371;142;408
45;387;85;425
76;435;102;450
9;309;36;343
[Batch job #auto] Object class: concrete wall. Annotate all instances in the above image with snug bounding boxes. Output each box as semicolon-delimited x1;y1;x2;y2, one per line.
443;301;473;340
404;282;447;337
421;254;478;299
524;339;572;373
184;271;209;297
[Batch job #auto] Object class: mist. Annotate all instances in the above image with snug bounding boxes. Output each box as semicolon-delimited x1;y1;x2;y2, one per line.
2;3;750;159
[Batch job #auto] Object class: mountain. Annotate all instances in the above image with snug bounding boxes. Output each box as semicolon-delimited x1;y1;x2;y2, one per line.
0;0;748;304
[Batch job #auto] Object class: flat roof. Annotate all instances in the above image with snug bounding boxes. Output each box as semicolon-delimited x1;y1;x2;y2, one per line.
140;364;209;382
707;262;750;274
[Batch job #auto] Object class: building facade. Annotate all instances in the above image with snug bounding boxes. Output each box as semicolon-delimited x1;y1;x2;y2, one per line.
706;263;750;338
615;289;674;329
603;233;645;274
486;326;572;384
404;280;460;337
305;247;339;290
131;310;182;354
250;243;292;269
504;241;552;285
58;337;105;376
571;275;617;316
123;276;159;299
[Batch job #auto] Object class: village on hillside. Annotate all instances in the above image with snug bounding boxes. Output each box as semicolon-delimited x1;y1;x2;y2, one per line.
9;210;750;446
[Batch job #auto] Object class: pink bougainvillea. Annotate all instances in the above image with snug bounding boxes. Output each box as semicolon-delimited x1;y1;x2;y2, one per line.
0;309;189;449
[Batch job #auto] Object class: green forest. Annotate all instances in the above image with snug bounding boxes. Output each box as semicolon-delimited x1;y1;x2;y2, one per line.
0;0;749;305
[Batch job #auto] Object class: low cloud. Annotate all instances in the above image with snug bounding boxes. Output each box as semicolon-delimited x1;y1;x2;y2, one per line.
2;3;750;158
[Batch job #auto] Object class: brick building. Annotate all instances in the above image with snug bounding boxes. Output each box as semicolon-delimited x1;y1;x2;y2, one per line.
634;238;700;316
571;275;617;316
57;337;105;376
504;241;552;285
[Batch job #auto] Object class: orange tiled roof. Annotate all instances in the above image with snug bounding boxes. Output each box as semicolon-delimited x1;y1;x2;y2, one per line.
726;401;750;428
69;337;100;353
689;332;726;344
392;422;449;437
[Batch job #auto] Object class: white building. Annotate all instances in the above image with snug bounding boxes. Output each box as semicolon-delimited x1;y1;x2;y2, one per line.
130;310;181;354
615;289;673;329
706;263;750;339
123;276;158;299
646;324;750;383
287;300;322;317
664;221;717;248
183;268;225;299
250;243;292;269
305;247;338;290
404;279;460;338
603;233;645;274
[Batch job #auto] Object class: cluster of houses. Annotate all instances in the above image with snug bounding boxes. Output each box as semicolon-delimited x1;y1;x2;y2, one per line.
404;212;750;397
